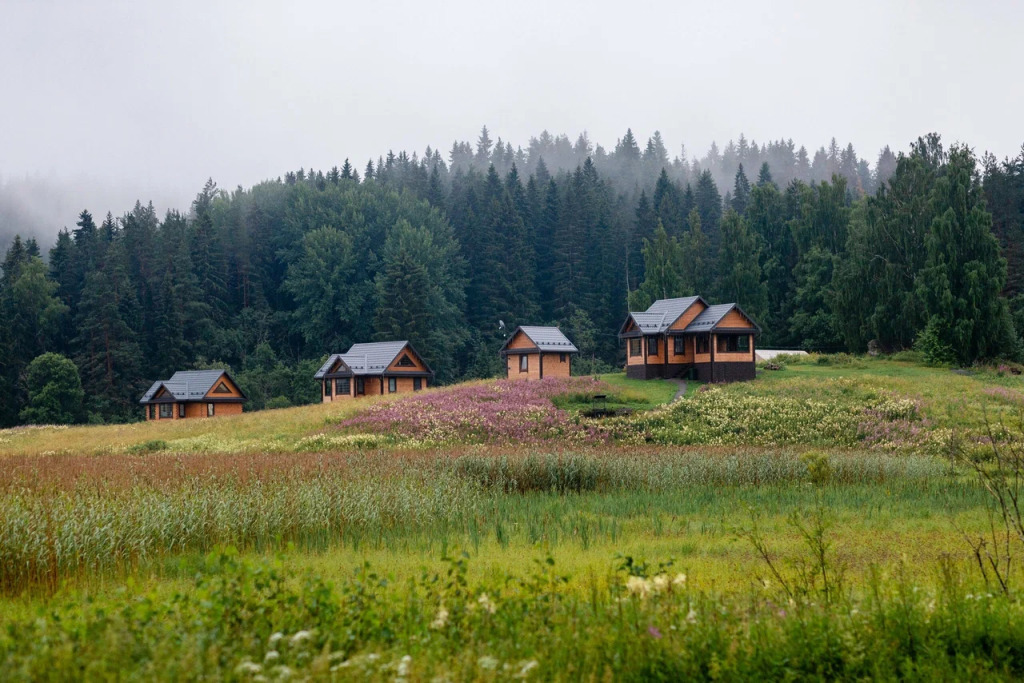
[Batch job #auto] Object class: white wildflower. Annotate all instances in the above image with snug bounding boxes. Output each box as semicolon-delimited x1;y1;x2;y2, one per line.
478;655;499;670
268;632;283;647
273;665;293;679
397;655;412;677
626;575;652;599
431;605;449;629
478;592;497;614
652;575;670;593
514;660;539;678
289;630;312;646
264;651;279;663
672;573;687;588
235;661;263;675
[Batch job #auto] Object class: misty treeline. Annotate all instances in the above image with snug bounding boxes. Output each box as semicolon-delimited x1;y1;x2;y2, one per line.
0;127;1022;425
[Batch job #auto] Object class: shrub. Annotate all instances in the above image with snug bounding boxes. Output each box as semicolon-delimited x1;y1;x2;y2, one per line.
127;439;169;454
800;450;833;485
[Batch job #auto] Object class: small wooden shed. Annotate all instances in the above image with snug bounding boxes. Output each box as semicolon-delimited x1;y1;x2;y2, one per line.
500;326;579;380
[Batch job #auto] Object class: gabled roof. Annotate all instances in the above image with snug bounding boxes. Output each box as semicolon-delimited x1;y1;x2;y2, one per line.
140;369;244;404
501;326;579;353
683;303;761;333
314;341;435;378
620;296;705;336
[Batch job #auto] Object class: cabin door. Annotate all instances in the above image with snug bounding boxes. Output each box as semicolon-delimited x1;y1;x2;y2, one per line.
356;377;365;396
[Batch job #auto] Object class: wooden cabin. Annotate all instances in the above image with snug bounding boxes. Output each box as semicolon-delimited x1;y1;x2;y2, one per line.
500;326;579;380
140;369;247;420
315;340;434;401
619;296;760;382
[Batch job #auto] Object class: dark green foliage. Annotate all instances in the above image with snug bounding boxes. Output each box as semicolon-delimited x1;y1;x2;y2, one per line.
918;145;1017;364
19;352;84;425
3;128;1024;421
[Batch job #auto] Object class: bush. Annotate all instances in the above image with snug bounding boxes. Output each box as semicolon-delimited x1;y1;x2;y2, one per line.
127;439;169;454
800;450;833;485
18;353;84;425
266;396;293;410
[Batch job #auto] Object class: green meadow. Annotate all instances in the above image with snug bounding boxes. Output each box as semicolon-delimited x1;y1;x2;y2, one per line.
4;357;1024;679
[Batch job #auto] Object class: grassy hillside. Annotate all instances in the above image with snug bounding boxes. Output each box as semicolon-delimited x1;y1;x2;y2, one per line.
4;359;1024;678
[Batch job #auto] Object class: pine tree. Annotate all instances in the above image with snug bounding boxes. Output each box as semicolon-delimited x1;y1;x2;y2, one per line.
732;164;751;214
680;208;710;294
715;210;766;318
628;220;683;310
917;145;1017;364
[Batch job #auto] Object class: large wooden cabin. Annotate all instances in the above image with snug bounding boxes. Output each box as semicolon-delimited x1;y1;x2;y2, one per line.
140;369;247;420
315;340;433;401
500;326;579;380
619;296;760;382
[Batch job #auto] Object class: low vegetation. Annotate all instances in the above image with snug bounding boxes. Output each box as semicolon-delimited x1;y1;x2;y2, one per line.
5;357;1024;677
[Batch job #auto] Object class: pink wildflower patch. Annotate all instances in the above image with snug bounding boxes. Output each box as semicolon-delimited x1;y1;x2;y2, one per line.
339;377;612;445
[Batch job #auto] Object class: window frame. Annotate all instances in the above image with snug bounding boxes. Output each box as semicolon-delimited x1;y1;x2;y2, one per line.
356;378;365;395
337;378;350;395
207;403;215;417
647;336;659;356
212;381;232;394
413;377;422;391
696;335;710;355
673;336;685;355
388;377;397;393
324;379;332;397
629;338;641;357
396;354;415;368
519;354;528;373
737;335;750;353
159;403;173;419
559;353;566;363
178;403;186;418
148;404;155;420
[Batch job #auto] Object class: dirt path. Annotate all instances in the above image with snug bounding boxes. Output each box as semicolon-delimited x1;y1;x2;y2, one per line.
670;379;687;401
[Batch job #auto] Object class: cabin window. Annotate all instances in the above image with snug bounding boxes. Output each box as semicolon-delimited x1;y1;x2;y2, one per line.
148;404;155;420
647;337;659;356
337;378;350;395
178;403;186;418
389;377;397;393
414;378;422;391
560;353;566;363
519;355;528;372
717;335;749;353
356;378;365;394
396;354;415;367
673;337;685;355
159;403;172;419
207;403;215;417
629;338;641;357
696;335;710;354
324;379;332;397
213;381;231;394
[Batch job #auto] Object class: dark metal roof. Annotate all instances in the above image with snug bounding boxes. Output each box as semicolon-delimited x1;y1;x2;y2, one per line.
314;341;435;378
682;303;761;333
501;326;579;353
139;369;242;404
621;296;703;335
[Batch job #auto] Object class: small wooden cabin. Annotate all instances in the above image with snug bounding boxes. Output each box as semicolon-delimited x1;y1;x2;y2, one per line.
619;296;760;382
500;326;579;380
315;340;434;401
140;369;247;420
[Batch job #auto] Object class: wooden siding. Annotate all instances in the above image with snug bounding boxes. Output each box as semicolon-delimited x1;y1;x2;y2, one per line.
386;346;429;372
712;333;756;363
543;352;571;378
668;300;707;330
506;330;538;350
719;309;756;329
507;352;542;380
146;401;243;420
668;335;693;362
203;373;244;399
626;338;647;366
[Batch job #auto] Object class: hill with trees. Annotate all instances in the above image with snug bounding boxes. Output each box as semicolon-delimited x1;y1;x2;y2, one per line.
1;127;1022;425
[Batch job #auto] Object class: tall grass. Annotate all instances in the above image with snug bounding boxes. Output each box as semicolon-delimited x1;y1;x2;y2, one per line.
0;447;970;595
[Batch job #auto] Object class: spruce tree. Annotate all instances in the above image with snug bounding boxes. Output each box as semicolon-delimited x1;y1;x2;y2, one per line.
715;209;766;318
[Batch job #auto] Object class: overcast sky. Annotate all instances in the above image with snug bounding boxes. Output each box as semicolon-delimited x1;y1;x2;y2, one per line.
1;0;1022;220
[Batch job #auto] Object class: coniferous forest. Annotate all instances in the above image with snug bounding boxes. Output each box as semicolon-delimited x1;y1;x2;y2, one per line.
2;127;1023;425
